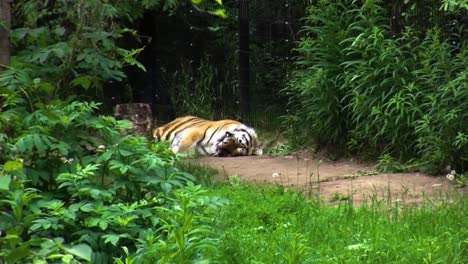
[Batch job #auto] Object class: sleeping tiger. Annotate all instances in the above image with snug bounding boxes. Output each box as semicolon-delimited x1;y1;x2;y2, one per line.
153;116;262;157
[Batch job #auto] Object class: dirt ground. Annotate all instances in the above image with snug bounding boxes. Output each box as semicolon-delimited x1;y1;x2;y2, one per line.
193;154;467;205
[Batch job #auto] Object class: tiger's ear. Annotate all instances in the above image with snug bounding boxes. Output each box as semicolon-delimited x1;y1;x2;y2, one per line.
225;131;234;137
253;148;263;156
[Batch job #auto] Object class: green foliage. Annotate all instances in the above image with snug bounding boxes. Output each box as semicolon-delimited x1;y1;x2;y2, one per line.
176;161;219;186
266;142;293;156
0;91;215;262
1;1;233;263
284;0;467;173
167;58;223;119
9;0;148;101
441;0;468;12
128;184;225;263
283;0;354;147
376;154;405;173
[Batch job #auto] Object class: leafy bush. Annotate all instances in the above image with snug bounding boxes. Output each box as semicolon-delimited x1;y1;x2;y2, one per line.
10;0;146;101
0;86;220;262
1;1;232;262
128;184;225;263
284;0;467;173
0;96;170;259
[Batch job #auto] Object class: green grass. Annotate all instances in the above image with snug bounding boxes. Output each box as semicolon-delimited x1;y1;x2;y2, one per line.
205;183;467;263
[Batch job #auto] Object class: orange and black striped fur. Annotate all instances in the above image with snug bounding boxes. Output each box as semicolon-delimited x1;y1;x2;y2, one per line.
153;116;262;156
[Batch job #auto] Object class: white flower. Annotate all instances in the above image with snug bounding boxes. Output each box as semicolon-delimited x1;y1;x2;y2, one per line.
59;157;74;164
450;170;456;175
346;243;367;251
98;145;106;151
272;172;280;178
446;174;455;181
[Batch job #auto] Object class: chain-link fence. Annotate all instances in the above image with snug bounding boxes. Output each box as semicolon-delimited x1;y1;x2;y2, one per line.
152;0;466;129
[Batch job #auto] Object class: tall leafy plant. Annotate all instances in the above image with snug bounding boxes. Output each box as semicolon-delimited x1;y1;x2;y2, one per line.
284;0;467;173
284;0;357;147
414;29;467;173
0;92;202;262
1;1;231;262
8;0;149;103
167;58;222;120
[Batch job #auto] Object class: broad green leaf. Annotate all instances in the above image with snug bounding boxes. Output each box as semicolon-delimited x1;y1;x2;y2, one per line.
7;246;30;263
71;76;92;90
80;203;94;212
16;134;47;153
116;48;147;72
119;149;133;157
214;0;222;5
119;165;130;174
109;160;125;170
4;160;23;172
61;254;73;263
192;0;202;4
33;134;47;152
0;175;11;190
208;9;227;18
99;220;108;230
97;150;113;163
53;142;70;156
103;234;120;246
161;182;172;193
63;244;92;262
54;27;65;36
208;26;221;32
11;28;30;41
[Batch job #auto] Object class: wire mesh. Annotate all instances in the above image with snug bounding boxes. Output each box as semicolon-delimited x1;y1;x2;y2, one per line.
155;0;466;130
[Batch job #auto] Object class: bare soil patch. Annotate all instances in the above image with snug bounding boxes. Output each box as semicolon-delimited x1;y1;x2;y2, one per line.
193;155;466;205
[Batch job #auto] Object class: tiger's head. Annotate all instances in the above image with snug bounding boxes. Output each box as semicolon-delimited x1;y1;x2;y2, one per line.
216;130;262;157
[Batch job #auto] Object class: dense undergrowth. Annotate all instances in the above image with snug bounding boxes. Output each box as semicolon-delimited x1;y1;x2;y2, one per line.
0;97;215;262
1;0;467;263
284;0;467;174
0;1;221;262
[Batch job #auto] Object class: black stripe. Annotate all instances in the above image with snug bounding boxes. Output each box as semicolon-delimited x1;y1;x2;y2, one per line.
163;117;200;136
163;117;202;140
154;128;163;141
242;134;251;148
205;123;229;145
172;119;207;142
197;124;214;146
236;128;252;146
199;145;210;155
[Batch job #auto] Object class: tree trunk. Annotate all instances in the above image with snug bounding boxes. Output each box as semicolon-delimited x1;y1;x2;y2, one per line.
114;103;153;138
0;0;12;72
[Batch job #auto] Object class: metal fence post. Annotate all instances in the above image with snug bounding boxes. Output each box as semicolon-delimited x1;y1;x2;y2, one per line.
238;0;250;116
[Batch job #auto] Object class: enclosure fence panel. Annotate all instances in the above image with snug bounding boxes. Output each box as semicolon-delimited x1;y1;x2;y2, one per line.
154;0;466;130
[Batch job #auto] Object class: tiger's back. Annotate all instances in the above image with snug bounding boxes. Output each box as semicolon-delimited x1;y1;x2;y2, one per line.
153;116;262;156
